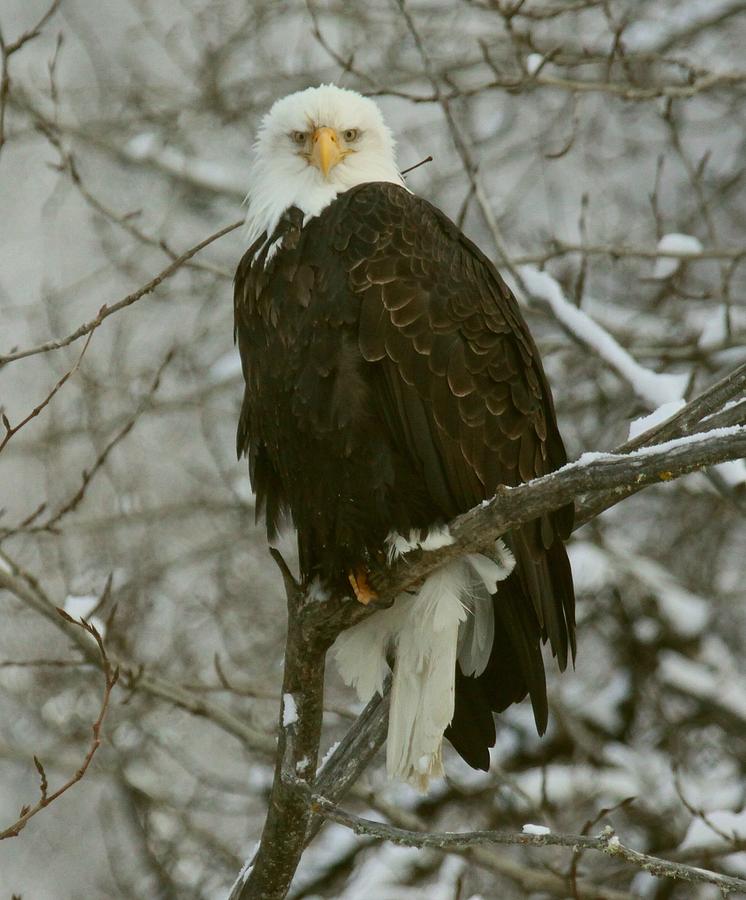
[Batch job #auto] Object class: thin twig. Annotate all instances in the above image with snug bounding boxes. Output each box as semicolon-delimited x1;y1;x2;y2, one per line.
15;349;176;535
400;154;433;176
512;241;746;265
0;612;119;840
0;220;242;366
0;560;275;755
0;0;61;152
0;328;94;453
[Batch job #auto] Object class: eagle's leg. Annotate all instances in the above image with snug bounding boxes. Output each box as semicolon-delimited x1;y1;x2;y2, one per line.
348;567;377;605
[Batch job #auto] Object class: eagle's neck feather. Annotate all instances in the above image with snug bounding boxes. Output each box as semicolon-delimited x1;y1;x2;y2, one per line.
243;155;406;250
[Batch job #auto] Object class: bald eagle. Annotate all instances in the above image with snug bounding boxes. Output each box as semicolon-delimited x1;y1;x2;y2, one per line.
235;85;574;789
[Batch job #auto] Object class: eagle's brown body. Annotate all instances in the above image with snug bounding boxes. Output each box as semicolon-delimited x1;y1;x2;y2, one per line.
235;181;574;770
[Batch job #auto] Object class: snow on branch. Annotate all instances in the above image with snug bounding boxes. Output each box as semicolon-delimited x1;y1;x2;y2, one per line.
577;362;746;523
652;233;704;279
310;794;746;896
659;651;746;727
514;240;746;266
368;425;746;606
519;265;689;408
518;266;689;409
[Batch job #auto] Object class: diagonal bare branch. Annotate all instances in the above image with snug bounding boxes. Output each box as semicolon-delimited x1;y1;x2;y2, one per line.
0;220;242;367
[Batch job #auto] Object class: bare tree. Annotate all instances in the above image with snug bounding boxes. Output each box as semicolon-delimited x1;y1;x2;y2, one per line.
1;1;745;898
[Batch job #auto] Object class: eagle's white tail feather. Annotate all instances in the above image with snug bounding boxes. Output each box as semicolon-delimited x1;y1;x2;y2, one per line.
459;541;515;677
466;548;512;593
332;534;517;790
333;601;408;701
386;562;468;789
458;589;494;677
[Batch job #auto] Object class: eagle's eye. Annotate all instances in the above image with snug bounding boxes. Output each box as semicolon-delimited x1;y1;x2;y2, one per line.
291;131;308;145
343;128;361;142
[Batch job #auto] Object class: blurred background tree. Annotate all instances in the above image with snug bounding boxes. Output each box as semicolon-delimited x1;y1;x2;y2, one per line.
1;1;745;897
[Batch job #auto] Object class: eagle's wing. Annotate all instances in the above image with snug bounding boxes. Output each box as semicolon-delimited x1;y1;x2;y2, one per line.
331;183;575;764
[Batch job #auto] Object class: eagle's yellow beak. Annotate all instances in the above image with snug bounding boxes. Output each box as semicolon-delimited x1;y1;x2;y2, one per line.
311;127;343;178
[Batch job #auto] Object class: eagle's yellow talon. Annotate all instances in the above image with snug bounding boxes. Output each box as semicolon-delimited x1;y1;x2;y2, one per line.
348;568;377;605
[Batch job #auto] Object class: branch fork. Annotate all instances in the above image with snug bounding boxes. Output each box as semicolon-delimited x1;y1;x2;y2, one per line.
234;363;745;898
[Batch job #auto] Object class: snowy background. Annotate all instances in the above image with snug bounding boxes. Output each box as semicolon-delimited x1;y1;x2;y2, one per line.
0;0;745;897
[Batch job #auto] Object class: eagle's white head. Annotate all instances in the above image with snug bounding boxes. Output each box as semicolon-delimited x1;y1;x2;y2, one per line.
244;84;406;247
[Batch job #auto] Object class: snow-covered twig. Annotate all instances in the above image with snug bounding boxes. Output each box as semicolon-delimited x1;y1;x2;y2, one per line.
310;795;746;895
364;425;745;610
576;361;746;524
519;265;688;408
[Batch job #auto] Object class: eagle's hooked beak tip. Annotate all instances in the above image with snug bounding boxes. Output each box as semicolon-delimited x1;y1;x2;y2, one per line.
311;126;342;179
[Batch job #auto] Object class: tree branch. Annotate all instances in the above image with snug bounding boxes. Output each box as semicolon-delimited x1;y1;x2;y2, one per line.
309;425;746;646
231;560;327;900
0;561;275;755
0;611;118;840
0;0;61;153
310;795;746;896
0;327;94;453
0;220;242;366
